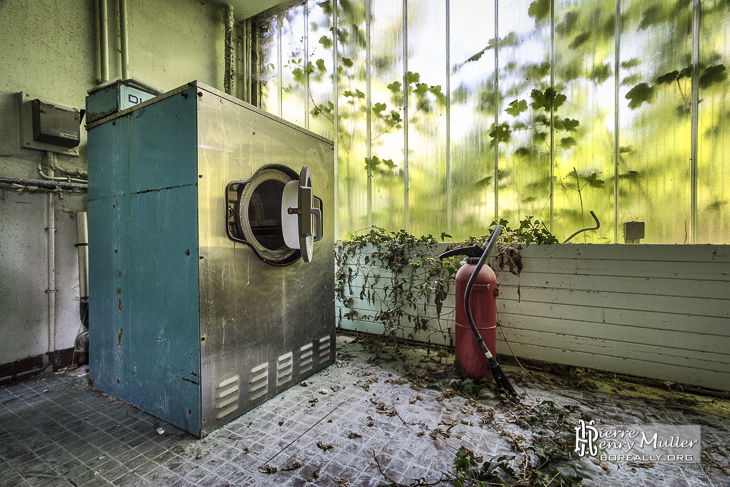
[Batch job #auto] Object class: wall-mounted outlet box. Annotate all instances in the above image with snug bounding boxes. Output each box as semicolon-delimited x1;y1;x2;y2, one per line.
624;221;645;243
19;92;82;156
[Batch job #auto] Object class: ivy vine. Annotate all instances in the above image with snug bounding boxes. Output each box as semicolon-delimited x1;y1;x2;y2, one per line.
334;218;558;342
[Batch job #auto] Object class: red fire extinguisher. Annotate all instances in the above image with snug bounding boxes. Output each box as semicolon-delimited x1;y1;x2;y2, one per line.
453;256;498;381
439;226;517;395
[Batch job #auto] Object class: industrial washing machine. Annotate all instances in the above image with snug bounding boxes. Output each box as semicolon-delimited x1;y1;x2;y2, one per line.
86;81;335;437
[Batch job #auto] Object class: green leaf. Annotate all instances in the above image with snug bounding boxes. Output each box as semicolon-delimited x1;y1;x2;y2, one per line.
569;32;590;49
488;122;512;147
699;64;727;89
316;59;326;72
505;99;528;117
585;172;605;188
556;11;579;36
625;82;655;109
292;67;305;83
387;81;402;93
621;73;643;87
414;82;429;96
514;147;531;158
372;102;386;115
621;58;641;69
639;5;661;31
341;57;353;68
656;70;679;85
406;71;420;85
590;63;611;84
562;118;579;131
318;35;332;49
466;47;488;63
530;88;566;111
528;0;550;24
559;137;577;150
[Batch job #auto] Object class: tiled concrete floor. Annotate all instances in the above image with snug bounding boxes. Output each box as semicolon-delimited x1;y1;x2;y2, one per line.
0;334;728;486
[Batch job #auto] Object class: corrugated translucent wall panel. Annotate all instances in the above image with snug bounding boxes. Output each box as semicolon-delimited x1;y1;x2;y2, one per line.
552;0;615;243
257;18;280;116
369;0;405;231
406;0;447;237
449;2;496;240
698;1;730;243
618;0;692;244
337;0;369;233
308;0;335;140
497;0;551;229
281;6;307;127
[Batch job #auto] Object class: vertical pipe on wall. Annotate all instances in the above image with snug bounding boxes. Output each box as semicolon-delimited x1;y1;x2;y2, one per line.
119;0;129;80
242;19;250;103
366;0;372;228
493;0;499;223
548;0;555;231
277;16;283;117
76;212;89;318
690;0;700;244
225;4;235;95
402;0;409;232
304;4;310;130
99;0;109;83
333;1;340;238
46;153;57;354
614;0;621;244
445;0;451;235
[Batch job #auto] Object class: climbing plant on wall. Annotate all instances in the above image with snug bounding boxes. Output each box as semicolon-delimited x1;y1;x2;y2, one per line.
254;0;730;244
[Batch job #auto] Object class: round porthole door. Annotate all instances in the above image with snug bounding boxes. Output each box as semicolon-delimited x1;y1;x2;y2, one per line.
226;164;322;266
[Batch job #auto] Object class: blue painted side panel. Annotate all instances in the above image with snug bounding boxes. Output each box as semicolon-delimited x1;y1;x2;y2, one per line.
88;87;202;435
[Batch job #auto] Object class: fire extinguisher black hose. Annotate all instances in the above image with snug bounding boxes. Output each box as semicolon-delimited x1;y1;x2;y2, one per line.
463;225;518;397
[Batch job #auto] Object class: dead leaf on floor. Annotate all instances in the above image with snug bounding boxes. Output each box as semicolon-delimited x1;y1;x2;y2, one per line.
258;464;277;474
281;461;303;471
305;468;320;482
348;432;362;439
439;418;458;427
416;431;425;437
429;427;450;439
333;476;350;486
460;419;470;425
460;405;472;415
365;416;375;427
195;450;209;460
627;461;654;469
409;394;423;404
475;403;488;413
479;409;495;426
317;440;334;451
437;388;456;401
309;397;318;406
356;376;379;391
374;402;397;417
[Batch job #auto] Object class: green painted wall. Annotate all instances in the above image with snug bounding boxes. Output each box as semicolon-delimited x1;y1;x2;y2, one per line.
0;0;225;365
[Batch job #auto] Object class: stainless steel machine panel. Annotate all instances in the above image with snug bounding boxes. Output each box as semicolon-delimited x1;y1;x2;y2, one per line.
87;81;335;437
195;85;335;435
